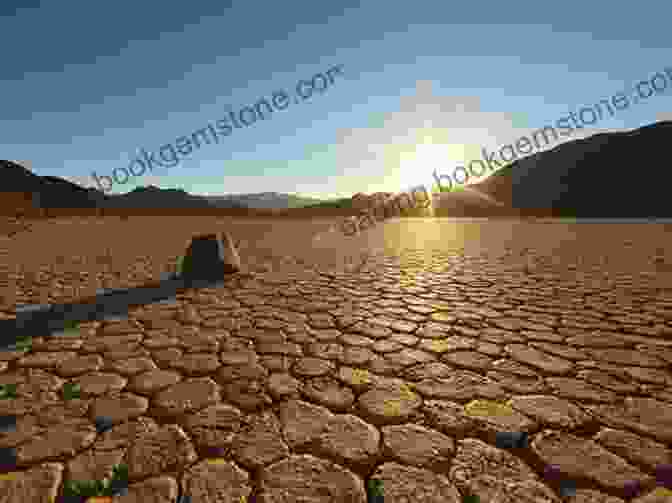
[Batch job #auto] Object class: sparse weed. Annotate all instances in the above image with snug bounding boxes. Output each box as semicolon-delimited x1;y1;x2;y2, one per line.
0;384;18;400
62;382;82;400
62;463;129;498
13;336;33;351
58;319;80;336
176;256;184;274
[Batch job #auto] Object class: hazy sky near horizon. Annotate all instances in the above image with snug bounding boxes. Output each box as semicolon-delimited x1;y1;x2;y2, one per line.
2;0;671;199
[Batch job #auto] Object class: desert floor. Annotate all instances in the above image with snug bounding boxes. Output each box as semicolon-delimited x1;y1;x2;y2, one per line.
0;217;671;502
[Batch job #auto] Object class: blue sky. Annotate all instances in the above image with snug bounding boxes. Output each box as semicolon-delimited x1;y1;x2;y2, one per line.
2;0;671;199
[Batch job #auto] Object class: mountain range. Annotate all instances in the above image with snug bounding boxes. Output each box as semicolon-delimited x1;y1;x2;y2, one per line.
462;120;672;217
3;120;671;218
0;162;328;216
300;120;671;218
205;193;325;209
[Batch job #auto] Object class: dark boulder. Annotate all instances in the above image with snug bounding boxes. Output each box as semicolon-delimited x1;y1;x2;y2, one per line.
181;232;240;285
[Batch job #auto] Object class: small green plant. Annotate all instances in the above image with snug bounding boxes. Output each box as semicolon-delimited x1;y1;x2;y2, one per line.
175;256;185;276
62;463;129;498
62;382;82;400
111;463;128;483
64;479;108;497
367;479;384;499
63;319;79;330
58;319;81;336
0;383;18;400
63;479;82;497
13;336;32;351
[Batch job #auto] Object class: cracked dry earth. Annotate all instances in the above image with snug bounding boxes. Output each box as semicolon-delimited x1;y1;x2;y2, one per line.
1;218;672;503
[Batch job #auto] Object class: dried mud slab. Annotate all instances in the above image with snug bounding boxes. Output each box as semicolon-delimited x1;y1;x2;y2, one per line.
2;218;672;502
258;454;366;503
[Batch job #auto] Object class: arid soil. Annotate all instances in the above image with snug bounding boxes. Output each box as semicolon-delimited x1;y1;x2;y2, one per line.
0;216;671;503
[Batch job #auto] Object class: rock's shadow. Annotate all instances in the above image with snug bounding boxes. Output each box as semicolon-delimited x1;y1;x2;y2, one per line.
2;275;228;347
3;231;243;348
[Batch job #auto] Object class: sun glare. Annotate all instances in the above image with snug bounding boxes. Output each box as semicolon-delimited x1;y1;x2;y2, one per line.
382;130;485;195
399;142;459;192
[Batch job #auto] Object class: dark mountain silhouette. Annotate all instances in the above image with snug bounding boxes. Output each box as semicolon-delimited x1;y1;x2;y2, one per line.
4;120;670;219
434;120;672;217
487;120;672;216
103;185;244;209
1;160;107;216
303;198;353;209
206;192;325;209
0;162;326;215
0;162;258;216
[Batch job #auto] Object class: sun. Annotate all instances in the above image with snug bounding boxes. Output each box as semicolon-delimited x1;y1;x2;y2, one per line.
398;142;461;192
381;131;485;194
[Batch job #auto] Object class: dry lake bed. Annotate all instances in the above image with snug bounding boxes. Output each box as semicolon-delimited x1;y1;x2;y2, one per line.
0;217;671;502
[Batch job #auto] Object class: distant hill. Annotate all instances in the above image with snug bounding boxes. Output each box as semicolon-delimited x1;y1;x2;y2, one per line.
0;163;314;216
0;162;239;217
104;186;244;210
5;120;671;219
206;192;326;209
302;198;353;210
433;120;672;218
1;160;108;216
